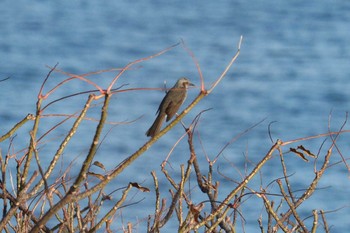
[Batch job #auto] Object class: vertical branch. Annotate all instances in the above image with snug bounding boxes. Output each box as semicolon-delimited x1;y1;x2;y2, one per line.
0;151;7;219
159;164;190;229
20;98;43;191
71;93;110;190
267;201;274;232
208;35;243;94
277;179;307;232
20;66;57;191
311;210;318;233
29;94;95;196
38;63;58;98
277;147;296;203
30;93;111;233
320;210;329;233
150;171;161;231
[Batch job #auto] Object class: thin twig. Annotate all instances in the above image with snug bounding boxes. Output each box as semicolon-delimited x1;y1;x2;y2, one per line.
208;35;243;93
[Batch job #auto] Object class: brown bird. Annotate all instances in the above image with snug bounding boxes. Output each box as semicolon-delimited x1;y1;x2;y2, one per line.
146;77;194;137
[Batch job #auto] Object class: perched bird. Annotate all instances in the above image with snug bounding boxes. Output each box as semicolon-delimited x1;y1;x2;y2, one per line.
146;77;195;137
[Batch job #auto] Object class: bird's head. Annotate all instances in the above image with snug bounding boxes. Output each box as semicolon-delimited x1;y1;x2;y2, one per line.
176;77;195;89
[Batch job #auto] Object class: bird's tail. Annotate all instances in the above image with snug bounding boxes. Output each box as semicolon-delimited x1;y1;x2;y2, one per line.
146;113;166;137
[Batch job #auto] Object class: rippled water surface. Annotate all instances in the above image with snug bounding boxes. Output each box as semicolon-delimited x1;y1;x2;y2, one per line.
1;1;350;232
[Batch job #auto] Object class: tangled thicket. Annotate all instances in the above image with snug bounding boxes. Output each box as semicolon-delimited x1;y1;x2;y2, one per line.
1;38;349;233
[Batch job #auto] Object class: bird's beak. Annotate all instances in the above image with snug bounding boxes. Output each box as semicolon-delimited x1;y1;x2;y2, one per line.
188;82;195;87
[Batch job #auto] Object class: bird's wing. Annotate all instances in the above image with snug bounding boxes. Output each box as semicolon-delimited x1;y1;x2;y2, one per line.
165;98;184;121
165;100;176;121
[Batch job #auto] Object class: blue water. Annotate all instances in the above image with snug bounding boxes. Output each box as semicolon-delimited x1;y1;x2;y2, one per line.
1;1;350;232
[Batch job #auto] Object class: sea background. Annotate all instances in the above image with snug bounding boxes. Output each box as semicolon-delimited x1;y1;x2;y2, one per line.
1;1;349;232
